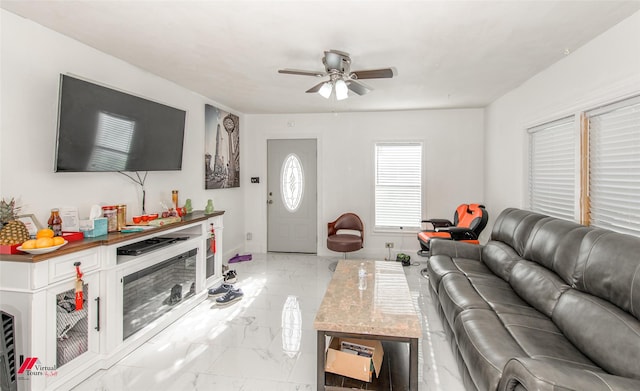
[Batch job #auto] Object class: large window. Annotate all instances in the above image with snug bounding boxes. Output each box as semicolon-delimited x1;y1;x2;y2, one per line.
587;96;640;235
374;142;422;230
528;94;640;236
528;117;577;220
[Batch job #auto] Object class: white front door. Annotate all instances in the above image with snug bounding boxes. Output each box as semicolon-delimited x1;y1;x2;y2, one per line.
267;139;317;253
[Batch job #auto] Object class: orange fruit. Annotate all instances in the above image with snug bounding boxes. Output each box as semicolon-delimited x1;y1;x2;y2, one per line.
36;237;54;248
52;236;65;246
21;239;37;249
36;228;54;239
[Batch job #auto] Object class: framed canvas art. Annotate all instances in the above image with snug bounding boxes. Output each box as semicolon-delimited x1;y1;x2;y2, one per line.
205;104;240;189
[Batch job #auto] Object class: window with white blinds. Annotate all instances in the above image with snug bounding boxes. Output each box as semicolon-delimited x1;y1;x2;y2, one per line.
528;117;577;221
587;95;640;236
374;142;422;230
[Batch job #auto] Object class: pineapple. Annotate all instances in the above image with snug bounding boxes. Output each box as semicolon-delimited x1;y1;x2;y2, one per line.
0;220;30;245
0;198;19;225
0;198;30;245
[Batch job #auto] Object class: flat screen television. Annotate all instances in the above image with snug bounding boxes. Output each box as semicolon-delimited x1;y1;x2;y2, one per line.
55;74;187;172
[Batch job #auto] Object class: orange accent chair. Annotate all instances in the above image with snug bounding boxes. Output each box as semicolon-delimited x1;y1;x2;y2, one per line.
327;213;364;258
417;204;488;256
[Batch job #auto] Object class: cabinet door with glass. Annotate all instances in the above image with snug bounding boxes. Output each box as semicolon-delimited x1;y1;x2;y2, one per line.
205;215;223;285
45;272;100;383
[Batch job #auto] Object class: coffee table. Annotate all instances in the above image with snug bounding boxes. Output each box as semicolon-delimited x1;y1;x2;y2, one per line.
314;260;422;390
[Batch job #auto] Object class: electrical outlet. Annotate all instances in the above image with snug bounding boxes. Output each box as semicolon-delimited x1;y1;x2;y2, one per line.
385;242;394;248
246;232;252;241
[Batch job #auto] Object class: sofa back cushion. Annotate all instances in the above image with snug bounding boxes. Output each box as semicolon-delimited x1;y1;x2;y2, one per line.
523;218;592;285
574;229;640;320
510;260;570;318
553;289;640;379
490;208;547;257
481;241;521;282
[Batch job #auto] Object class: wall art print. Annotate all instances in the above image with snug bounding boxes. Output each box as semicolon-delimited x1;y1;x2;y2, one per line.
204;104;240;189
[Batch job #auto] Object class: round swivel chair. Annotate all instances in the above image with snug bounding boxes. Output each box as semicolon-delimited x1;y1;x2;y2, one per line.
327;213;364;271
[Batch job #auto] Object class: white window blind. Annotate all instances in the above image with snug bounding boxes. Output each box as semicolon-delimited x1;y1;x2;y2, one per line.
374;143;422;230
528;117;577;221
587;95;640;236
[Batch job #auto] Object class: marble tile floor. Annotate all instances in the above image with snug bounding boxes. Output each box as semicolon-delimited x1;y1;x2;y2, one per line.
73;253;465;391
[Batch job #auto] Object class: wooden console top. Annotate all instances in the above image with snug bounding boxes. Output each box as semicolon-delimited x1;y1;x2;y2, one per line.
0;210;224;263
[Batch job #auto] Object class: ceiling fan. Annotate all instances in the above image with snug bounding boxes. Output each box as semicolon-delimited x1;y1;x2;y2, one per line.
278;50;396;100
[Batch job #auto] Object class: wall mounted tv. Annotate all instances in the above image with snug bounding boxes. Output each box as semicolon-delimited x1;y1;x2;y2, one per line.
55;74;187;172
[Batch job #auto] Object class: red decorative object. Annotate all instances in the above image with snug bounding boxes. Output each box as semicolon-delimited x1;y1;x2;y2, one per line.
0;244;21;254
74;262;84;311
210;226;216;254
62;231;84;242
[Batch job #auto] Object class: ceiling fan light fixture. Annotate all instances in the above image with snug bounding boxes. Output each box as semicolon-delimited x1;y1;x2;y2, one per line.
335;79;348;100
279;49;396;100
318;82;333;99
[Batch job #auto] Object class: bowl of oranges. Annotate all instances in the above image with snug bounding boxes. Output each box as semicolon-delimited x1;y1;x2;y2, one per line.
17;228;68;255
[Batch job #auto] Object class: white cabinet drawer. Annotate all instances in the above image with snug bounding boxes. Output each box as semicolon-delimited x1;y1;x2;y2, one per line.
49;249;100;284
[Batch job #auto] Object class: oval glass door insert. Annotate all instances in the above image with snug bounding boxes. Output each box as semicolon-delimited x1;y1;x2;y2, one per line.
281;153;304;212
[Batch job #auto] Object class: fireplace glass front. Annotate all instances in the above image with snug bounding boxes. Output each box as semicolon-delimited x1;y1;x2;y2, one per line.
122;249;197;339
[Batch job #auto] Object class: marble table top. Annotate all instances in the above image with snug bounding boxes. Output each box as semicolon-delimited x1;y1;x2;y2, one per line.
314;260;422;338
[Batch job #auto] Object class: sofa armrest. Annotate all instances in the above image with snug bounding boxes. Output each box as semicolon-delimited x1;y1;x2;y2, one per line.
499;358;640;391
430;239;482;261
422;218;453;228
441;226;479;240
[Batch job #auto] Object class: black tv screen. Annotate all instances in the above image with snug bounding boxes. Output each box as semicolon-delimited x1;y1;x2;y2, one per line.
55;74;186;172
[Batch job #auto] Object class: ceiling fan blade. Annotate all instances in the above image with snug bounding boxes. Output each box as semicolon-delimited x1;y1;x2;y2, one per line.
346;80;371;96
351;67;396;79
305;81;327;93
278;68;326;77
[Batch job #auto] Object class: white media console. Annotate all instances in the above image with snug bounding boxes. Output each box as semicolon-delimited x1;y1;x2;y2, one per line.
0;211;224;391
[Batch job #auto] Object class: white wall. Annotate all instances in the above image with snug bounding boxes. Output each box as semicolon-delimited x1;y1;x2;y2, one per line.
484;10;640;232
0;10;245;257
244;109;485;258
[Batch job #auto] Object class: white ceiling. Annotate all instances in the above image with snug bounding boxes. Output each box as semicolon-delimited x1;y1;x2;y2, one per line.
2;1;639;114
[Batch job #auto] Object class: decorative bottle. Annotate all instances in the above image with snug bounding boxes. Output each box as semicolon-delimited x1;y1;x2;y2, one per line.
358;263;367;291
48;208;63;236
172;190;179;210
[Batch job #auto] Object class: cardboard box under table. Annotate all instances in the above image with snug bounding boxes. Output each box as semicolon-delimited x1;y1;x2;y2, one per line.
325;337;384;383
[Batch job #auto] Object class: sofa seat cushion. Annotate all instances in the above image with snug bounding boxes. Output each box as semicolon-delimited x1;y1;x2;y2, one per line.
499;313;599;371
473;278;532;310
454;309;527;391
427;254;463;293
453;305;601;391
428;255;495;294
438;273;492;327
454;257;495;277
500;358;640;391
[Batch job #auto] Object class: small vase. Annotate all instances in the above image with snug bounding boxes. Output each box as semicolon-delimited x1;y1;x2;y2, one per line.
184;199;193;214
205;199;214;214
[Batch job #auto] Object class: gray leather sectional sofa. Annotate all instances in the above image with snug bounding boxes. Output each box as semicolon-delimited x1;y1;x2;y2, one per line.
427;208;640;391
